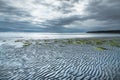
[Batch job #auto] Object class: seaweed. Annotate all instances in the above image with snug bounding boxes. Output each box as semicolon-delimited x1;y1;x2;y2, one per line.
35;41;41;45
95;40;105;45
95;47;108;51
109;40;120;48
23;42;31;47
15;40;22;42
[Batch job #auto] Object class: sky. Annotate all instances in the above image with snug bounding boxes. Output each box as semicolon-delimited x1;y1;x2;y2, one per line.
0;0;120;33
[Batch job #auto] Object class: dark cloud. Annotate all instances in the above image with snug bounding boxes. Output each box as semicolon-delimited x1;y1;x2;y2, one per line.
0;0;29;17
0;0;120;32
86;0;120;21
0;21;43;32
0;21;85;33
43;15;87;27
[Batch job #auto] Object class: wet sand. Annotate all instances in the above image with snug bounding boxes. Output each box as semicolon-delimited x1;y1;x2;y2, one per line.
0;38;120;80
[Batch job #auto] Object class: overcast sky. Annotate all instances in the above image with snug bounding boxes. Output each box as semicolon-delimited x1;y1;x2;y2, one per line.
0;0;120;33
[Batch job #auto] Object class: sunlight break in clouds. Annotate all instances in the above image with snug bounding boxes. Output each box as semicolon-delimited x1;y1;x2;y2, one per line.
0;0;88;25
1;0;87;23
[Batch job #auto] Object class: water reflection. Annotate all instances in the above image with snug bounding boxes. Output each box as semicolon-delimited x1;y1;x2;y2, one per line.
0;32;120;39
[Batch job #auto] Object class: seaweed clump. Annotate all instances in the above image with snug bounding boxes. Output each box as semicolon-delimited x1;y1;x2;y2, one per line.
23;41;32;47
95;47;108;51
109;40;120;48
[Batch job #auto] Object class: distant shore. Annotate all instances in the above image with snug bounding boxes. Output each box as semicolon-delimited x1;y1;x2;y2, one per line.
87;30;120;34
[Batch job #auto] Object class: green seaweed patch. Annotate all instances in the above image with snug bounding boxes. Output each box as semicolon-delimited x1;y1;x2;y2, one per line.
61;39;93;45
66;39;74;44
75;41;82;44
94;40;106;45
58;39;120;47
23;42;31;47
77;39;94;45
75;40;85;44
61;39;72;44
95;47;108;51
35;41;41;45
84;40;93;45
109;40;120;48
44;40;50;43
15;40;22;42
54;40;59;43
65;39;94;45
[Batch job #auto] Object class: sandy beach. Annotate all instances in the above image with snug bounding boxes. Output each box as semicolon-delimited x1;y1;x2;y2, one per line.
0;37;120;80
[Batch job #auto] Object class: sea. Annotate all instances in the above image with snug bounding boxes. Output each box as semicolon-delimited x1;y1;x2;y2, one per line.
0;32;120;40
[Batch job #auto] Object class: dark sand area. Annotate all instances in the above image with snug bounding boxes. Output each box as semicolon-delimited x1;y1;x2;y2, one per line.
0;38;120;80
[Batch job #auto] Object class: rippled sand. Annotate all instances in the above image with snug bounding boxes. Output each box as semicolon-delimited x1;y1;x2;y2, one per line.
0;38;120;80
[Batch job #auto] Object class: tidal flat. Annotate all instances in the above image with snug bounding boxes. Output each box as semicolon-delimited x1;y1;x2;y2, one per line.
0;38;120;80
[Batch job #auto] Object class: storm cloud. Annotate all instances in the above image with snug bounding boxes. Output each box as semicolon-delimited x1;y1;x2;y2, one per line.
0;0;120;32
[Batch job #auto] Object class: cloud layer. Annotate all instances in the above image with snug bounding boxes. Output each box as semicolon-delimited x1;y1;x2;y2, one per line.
0;0;120;32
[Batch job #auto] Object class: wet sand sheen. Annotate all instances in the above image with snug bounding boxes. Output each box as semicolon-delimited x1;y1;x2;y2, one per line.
0;38;120;80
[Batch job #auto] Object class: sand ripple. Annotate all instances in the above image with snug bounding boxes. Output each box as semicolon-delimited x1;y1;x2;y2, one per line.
0;40;120;80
